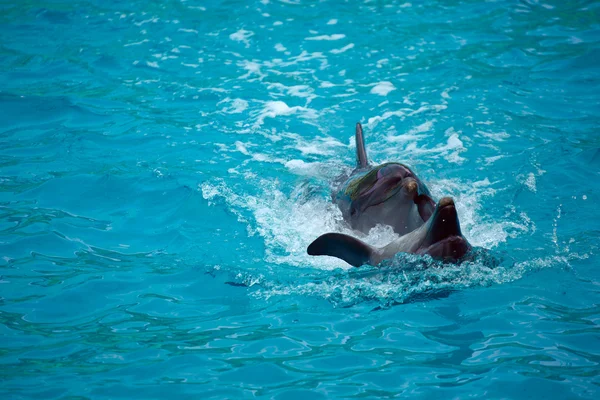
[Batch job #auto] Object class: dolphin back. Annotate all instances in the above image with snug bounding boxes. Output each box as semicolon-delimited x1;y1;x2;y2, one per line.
307;232;374;267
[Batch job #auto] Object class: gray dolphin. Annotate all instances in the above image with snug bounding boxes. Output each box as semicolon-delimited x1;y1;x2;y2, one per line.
334;123;435;235
308;197;472;267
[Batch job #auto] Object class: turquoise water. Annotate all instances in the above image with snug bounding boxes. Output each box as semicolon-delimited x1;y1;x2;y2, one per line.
1;0;599;398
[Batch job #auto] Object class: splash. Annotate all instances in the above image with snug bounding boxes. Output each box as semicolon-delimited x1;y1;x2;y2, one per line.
252;254;568;308
201;170;529;272
202;178;353;269
202;134;538;306
429;178;533;248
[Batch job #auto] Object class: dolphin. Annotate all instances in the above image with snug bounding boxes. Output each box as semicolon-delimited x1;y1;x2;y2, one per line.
308;197;472;267
333;123;435;235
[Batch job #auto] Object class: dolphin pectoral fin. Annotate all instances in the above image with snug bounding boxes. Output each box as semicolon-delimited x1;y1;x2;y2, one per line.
307;232;374;267
355;122;369;168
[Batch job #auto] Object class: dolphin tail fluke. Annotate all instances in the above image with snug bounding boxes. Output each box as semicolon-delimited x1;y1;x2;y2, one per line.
307;232;373;267
355;122;369;168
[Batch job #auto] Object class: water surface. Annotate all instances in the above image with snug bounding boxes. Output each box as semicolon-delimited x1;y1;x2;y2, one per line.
1;0;599;398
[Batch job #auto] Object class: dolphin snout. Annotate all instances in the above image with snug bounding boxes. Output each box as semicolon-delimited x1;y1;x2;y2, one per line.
403;178;418;194
438;197;455;208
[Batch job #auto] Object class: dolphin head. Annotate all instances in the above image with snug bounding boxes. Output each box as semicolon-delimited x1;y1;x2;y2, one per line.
417;197;471;261
343;163;435;234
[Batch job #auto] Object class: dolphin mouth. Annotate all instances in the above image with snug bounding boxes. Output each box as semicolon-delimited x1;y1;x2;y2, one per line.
417;235;471;261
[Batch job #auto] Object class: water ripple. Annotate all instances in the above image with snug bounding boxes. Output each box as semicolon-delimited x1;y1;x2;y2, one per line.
1;0;599;398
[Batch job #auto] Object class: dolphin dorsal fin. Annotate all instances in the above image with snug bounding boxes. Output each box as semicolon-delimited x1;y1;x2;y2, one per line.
355;122;369;168
307;232;374;267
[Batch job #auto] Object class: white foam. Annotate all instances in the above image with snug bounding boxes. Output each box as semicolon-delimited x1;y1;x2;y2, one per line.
234;141;250;156
444;135;467;163
201;178;356;269
441;86;458;99
134;17;159;27
266;83;316;103
124;39;149;47
229;29;254;48
262;50;327;69
367;104;447;129
285;160;323;177
376;59;389;68
370;81;396;96
330;43;354;54
477;130;510;141
384;121;434;144
306;34;346;41
484;155;504;165
368;110;406;129
327;19;338;25
294;136;347;156
408;120;434;135
254;101;318;127
429;178;531;249
253;255;564;306
238;60;265;80
218;98;249;114
274;43;287;52
524;172;537;192
395;134;465;164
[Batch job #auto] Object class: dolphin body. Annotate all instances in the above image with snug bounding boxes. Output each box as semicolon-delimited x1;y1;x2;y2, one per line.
333;123;435;235
308;197;472;267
